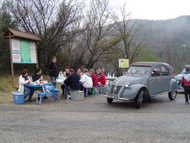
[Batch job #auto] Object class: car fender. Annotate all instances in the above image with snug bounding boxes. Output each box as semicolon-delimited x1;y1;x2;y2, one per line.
121;84;148;100
169;78;178;92
131;84;149;95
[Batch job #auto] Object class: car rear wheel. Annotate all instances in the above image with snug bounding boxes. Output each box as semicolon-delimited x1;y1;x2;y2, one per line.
168;91;177;101
135;89;144;109
107;98;113;104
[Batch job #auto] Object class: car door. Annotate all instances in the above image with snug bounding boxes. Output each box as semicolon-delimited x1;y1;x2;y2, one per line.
159;65;172;92
148;66;162;95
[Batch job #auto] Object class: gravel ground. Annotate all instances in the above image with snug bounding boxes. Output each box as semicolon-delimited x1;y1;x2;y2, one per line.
0;94;190;143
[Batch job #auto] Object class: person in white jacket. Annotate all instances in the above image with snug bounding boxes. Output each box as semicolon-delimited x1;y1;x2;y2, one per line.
80;69;93;97
18;69;33;101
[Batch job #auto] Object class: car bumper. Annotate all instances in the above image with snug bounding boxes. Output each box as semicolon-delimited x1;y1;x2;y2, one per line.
105;94;134;102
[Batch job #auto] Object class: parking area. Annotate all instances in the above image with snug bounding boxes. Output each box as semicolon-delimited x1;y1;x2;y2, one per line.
0;94;190;143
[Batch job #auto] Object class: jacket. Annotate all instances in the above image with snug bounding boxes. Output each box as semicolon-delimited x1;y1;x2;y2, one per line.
32;74;42;82
91;73;98;86
80;73;93;88
97;73;106;86
64;73;81;90
181;74;190;86
18;75;30;94
48;62;59;77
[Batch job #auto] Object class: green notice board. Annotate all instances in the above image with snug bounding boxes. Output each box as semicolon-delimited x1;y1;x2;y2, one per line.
20;40;32;63
11;39;38;64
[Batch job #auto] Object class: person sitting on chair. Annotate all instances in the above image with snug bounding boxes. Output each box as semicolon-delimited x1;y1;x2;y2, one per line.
96;68;106;94
80;68;93;97
64;68;81;99
61;67;71;99
18;69;34;101
32;68;43;83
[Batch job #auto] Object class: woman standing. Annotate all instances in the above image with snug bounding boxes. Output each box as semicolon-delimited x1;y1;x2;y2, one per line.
48;57;59;87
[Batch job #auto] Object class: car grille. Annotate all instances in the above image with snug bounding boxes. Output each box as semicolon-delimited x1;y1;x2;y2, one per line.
111;85;122;94
111;85;115;93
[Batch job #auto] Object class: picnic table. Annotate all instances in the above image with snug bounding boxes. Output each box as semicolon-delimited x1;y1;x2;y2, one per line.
24;82;52;88
24;81;59;104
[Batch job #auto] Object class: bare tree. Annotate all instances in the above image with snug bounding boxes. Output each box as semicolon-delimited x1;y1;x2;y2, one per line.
4;0;83;68
72;0;121;68
113;4;143;63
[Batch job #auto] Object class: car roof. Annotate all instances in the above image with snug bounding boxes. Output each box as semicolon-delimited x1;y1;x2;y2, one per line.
131;62;169;67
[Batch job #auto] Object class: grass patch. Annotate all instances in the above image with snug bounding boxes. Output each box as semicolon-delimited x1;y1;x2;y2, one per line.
0;75;17;103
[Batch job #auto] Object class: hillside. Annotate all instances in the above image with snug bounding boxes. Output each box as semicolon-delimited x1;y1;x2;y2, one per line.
133;16;190;69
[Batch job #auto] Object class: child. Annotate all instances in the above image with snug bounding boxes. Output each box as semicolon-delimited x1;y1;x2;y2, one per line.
80;68;93;97
96;68;106;94
89;69;98;87
18;69;34;101
89;69;98;95
32;68;43;83
61;67;71;99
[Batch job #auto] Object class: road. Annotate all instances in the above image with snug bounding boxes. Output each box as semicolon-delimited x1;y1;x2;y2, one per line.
0;94;190;143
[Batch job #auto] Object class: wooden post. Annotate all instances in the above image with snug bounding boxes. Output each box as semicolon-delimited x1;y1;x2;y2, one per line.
9;33;15;87
36;42;39;68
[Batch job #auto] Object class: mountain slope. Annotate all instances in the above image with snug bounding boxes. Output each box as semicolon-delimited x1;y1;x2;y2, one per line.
131;16;190;70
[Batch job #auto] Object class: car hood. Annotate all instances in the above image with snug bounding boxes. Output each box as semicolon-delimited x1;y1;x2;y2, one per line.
112;75;147;86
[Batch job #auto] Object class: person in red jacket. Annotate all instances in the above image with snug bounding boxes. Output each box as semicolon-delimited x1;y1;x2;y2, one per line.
181;67;190;104
89;69;98;87
96;68;107;94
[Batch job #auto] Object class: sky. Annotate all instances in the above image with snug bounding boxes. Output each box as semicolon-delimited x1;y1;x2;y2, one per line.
109;0;190;20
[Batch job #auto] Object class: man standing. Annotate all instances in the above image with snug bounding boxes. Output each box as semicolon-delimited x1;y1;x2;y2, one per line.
48;57;59;87
181;68;190;104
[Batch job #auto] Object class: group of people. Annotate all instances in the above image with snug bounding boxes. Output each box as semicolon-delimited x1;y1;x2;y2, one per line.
60;67;106;99
18;56;107;102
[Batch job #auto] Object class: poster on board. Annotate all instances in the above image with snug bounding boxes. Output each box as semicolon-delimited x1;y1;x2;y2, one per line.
11;39;38;64
119;59;129;68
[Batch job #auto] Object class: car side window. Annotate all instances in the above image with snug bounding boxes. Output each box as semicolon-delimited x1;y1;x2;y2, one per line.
160;65;170;76
152;66;161;76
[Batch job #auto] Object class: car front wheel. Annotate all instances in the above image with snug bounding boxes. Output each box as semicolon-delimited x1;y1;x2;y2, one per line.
135;89;144;109
168;91;177;101
107;98;113;104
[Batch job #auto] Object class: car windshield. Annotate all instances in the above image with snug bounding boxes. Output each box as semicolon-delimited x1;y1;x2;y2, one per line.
127;66;151;75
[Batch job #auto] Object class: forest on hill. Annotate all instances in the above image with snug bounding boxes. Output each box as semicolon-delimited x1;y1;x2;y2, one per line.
133;16;190;71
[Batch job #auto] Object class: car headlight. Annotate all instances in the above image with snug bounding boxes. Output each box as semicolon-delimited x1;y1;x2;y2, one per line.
125;84;130;88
